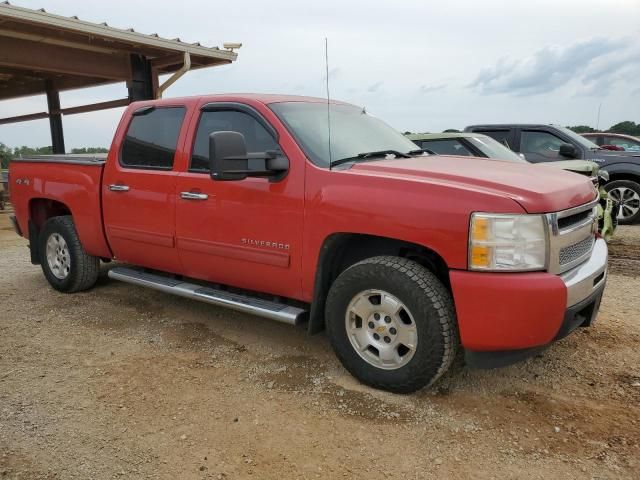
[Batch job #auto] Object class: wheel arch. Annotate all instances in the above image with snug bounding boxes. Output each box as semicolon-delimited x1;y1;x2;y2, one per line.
27;198;73;264
607;172;640;184
307;233;450;334
602;163;640;184
29;198;73;229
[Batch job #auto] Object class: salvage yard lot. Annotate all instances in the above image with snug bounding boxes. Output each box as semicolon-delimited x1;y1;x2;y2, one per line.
1;208;639;479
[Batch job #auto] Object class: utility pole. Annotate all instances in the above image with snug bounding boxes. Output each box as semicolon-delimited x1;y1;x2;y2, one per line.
596;103;602;131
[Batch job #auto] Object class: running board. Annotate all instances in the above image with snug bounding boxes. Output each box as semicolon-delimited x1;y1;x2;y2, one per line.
108;267;307;325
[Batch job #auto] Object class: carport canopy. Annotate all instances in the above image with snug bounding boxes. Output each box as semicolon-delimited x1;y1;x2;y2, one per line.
0;1;239;153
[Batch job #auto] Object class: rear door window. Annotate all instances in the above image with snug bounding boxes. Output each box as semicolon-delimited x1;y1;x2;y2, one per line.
120;107;186;170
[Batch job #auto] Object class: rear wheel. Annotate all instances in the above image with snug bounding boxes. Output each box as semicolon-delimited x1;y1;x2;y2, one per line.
605;180;640;224
325;256;458;393
39;215;99;293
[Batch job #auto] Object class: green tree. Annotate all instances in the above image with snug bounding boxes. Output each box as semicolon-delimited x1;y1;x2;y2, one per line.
443;128;461;133
12;145;53;157
607;121;640;136
567;125;595;134
0;142;12;169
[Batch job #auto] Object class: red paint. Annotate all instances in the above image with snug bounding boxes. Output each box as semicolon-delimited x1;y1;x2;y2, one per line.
450;270;567;350
9;162;111;258
9;93;596;353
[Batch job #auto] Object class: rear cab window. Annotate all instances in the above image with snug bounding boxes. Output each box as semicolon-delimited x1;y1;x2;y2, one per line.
120;106;186;170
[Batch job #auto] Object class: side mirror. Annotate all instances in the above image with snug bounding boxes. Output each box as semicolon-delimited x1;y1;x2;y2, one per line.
559;143;578;158
209;131;249;181
209;131;289;182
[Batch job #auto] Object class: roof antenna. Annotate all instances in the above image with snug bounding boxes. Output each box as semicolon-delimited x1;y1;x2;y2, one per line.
325;37;333;170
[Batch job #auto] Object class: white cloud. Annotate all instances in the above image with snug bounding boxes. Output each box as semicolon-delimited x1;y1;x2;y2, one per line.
1;0;639;147
468;37;639;97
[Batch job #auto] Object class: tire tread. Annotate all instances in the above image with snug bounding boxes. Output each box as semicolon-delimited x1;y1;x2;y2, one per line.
326;256;458;393
39;215;99;293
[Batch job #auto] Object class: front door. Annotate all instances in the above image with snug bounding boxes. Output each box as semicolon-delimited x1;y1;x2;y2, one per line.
518;129;572;163
102;105;187;273
175;104;305;299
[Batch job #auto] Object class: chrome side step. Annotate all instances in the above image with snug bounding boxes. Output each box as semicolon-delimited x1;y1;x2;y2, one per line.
108;267;307;325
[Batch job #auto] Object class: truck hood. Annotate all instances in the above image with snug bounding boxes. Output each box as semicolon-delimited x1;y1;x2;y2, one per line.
349;155;597;213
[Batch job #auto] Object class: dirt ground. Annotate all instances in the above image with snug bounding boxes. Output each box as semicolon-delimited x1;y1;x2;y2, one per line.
1;207;639;480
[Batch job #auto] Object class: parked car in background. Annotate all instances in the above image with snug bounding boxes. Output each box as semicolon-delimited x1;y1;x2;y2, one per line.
406;132;526;162
8;94;608;393
407;132;618;240
464;124;640;224
582;132;640;153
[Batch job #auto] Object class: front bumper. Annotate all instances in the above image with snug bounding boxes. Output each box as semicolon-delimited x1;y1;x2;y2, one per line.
450;238;608;368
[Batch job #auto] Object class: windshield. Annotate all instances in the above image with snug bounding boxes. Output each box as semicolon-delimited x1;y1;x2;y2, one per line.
269;102;418;167
467;135;526;163
555;126;600;149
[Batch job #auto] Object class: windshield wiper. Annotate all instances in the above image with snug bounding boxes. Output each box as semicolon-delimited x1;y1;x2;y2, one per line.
330;150;411;168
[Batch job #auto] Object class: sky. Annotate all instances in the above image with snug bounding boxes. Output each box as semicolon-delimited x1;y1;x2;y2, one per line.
1;0;639;150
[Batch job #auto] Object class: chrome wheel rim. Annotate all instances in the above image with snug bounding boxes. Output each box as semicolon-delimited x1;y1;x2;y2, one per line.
46;233;71;280
608;187;640;220
345;289;418;370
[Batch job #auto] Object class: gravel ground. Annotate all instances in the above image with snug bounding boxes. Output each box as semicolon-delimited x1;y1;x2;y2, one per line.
1;207;639;479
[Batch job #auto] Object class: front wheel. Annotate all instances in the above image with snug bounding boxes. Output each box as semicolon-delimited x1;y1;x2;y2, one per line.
38;215;99;293
605;180;640;224
325;256;458;393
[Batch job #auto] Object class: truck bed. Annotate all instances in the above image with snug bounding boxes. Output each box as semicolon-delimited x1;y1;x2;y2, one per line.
9;154;111;259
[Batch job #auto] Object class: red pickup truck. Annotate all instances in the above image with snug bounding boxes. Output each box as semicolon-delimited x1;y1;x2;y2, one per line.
9;94;608;392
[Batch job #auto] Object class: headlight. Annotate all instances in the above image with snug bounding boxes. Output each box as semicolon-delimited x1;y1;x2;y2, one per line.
469;213;547;271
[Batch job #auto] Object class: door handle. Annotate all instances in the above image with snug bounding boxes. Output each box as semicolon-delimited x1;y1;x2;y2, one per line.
180;192;209;201
109;184;130;192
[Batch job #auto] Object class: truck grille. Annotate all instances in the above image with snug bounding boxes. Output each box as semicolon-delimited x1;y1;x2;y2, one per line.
546;198;598;274
557;210;591;230
559;236;595;265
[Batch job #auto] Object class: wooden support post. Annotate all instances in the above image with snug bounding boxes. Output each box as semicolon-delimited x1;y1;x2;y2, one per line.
46;80;65;154
128;54;155;101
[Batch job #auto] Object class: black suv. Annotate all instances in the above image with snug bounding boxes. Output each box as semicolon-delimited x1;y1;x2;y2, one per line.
464;124;640;224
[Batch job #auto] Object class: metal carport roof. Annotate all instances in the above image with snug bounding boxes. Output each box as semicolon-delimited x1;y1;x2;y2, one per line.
0;1;240;152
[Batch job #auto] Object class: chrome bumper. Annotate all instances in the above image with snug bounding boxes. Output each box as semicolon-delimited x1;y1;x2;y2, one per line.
560;237;607;307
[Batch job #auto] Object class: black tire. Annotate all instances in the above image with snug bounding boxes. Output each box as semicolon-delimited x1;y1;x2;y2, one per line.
604;179;640;225
38;215;99;293
325;256;458;393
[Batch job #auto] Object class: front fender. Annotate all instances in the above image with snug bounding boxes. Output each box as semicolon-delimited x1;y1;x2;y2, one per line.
601;162;640;179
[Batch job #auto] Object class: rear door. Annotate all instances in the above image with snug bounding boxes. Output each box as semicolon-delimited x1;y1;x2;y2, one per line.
102;105;188;273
